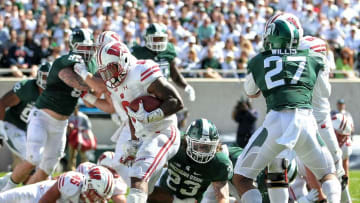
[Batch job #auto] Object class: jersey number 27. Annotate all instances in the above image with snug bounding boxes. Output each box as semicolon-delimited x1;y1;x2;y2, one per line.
264;56;306;89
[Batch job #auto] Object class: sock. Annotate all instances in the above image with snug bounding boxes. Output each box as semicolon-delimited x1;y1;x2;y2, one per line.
126;188;147;203
322;178;341;203
1;177;18;192
341;186;352;203
268;188;289;203
241;189;262;203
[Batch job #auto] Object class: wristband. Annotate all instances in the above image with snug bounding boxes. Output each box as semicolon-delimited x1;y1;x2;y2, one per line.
147;108;165;123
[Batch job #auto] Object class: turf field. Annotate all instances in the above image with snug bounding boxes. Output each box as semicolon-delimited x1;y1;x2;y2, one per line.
1;171;360;202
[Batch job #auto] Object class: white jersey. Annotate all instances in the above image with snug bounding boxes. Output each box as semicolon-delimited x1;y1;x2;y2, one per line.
108;59;177;137
56;171;85;202
0;172;84;203
299;36;331;121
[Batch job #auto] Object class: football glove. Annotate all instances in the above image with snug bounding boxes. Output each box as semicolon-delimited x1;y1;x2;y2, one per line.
126;102;164;124
184;85;196;102
120;140;141;166
297;189;319;203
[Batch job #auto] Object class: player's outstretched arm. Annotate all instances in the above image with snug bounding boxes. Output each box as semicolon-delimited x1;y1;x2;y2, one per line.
169;60;187;89
147;77;184;117
39;182;61;203
170;61;196;101
212;180;230;203
59;67;90;91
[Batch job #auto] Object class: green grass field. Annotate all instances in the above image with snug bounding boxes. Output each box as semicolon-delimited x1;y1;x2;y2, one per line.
1;171;360;202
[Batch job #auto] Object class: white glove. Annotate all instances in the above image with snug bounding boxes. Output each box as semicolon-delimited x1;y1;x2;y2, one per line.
184;85;196;102
0;121;7;139
74;62;89;81
80;91;97;105
127;102;164;124
120;140;141;166
297;189;319;203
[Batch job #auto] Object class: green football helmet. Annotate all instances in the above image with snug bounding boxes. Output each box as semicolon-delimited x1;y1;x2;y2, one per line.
36;62;51;89
145;23;168;52
185;118;220;164
263;19;300;50
69;28;95;62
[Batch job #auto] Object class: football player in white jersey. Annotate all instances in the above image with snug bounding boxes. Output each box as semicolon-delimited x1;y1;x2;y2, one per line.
332;113;353;203
95;41;183;203
75;31;134;187
0;166;114;203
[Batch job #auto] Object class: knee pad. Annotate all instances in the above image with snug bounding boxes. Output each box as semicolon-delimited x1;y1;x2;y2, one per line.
266;158;289;188
39;155;63;175
25;142;42;166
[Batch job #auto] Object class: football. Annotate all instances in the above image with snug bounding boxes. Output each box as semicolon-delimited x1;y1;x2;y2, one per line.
129;95;161;112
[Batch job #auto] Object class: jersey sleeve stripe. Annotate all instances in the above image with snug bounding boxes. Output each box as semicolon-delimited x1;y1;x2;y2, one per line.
140;65;159;77
103;173;113;196
140;69;160;82
143;125;177;182
310;44;326;49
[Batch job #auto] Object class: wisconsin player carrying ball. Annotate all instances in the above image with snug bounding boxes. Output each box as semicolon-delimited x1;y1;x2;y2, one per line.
95;41;183;203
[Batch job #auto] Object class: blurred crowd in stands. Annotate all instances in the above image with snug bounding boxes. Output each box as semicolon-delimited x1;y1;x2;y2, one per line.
0;0;359;78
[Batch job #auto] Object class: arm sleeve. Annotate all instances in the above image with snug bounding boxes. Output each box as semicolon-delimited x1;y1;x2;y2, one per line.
244;73;260;96
139;60;164;90
212;154;234;182
313;69;331;98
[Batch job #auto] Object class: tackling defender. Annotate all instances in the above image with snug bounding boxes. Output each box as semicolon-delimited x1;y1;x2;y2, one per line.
148;119;233;203
96;41;183;203
232;18;341;203
132;23;196;102
1;28;98;191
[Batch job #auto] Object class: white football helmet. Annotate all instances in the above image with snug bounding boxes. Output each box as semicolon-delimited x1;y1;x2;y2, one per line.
97;151;115;168
298;36;327;55
96;31;121;47
96;41;133;88
82;166;115;201
76;162;96;175
263;12;303;49
332;113;353;136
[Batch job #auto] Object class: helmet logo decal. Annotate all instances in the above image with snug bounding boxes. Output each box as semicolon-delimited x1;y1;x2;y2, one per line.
88;168;102;180
286;17;300;29
106;44;121;57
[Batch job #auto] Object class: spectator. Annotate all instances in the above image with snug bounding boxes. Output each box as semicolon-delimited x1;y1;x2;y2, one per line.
34;35;52;65
335;47;355;78
321;19;345;47
221;51;237;78
67;105;97;171
8;34;37;78
0;17;10;47
197;17;215;45
200;46;222;78
345;26;360;54
180;47;200;77
232;99;258;148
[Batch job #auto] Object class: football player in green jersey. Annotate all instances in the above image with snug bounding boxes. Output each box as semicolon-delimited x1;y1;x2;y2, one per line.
1;28;98;192
132;23;196;102
232;18;341;203
0;63;49;191
148;118;233;203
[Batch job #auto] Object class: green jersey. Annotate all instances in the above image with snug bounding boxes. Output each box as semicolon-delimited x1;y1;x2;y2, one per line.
131;43;176;78
4;79;40;131
159;147;233;201
248;49;325;111
36;54;97;116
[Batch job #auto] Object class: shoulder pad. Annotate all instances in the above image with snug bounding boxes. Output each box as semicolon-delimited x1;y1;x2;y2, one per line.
57;171;84;198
